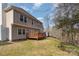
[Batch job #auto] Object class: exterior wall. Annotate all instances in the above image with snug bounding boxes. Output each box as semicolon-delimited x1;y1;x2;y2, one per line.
0;26;2;41
12;25;40;40
0;3;16;41
14;10;43;31
14;10;32;28
0;3;2;41
2;3;8;27
6;10;14;41
0;3;2;25
0;26;6;41
12;26;26;40
32;20;43;31
2;3;9;41
0;3;8;41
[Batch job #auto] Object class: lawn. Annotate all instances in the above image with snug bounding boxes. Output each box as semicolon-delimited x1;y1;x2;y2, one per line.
0;37;78;56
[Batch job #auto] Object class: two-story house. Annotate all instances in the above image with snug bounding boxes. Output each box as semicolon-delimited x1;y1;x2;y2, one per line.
1;5;43;41
4;6;43;41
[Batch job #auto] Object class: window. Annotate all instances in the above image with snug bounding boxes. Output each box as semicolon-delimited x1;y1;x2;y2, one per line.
32;20;33;25
20;15;27;23
23;29;25;35
24;17;27;23
18;29;21;35
18;28;25;35
20;15;23;22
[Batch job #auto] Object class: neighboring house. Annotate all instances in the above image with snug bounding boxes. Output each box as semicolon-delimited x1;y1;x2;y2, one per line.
0;3;9;41
0;4;44;41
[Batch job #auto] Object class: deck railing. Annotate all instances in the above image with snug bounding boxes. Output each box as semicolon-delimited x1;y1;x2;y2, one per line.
27;32;46;39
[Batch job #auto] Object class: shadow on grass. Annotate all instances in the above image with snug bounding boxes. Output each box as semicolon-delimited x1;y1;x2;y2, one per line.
0;41;13;46
28;37;47;41
12;39;28;43
0;38;47;45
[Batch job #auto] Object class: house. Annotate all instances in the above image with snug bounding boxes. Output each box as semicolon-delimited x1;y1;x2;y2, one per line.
0;4;44;41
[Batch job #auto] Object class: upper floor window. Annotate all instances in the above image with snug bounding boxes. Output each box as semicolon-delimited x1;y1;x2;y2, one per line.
24;17;27;23
20;15;23;22
20;14;27;23
32;20;33;25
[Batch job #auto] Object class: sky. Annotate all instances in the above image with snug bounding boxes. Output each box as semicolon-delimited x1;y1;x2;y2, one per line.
15;3;57;28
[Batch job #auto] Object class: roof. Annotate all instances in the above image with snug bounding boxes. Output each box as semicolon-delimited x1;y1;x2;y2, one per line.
4;6;43;24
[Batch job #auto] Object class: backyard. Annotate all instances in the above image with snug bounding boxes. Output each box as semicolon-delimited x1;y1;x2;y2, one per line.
0;37;78;56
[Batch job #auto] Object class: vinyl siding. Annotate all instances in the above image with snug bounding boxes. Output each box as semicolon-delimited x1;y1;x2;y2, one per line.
6;10;14;41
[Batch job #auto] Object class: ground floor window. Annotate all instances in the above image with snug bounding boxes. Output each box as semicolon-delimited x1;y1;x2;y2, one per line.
23;29;25;35
18;29;21;35
18;28;25;35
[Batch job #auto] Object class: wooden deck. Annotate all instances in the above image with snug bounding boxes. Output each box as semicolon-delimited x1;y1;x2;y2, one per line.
27;32;46;39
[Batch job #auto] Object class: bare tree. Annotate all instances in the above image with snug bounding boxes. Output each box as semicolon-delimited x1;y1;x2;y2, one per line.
44;15;50;37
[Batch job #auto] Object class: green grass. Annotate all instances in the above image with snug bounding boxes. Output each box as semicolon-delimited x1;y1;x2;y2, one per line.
60;44;79;55
0;37;78;56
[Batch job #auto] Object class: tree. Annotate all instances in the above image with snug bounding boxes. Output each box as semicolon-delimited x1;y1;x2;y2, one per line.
44;15;50;37
53;3;79;45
